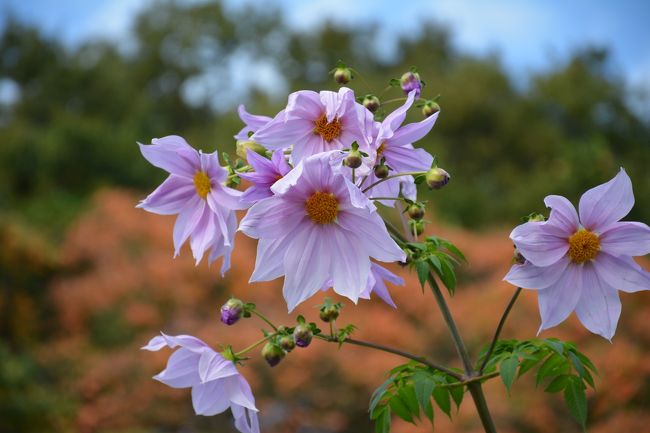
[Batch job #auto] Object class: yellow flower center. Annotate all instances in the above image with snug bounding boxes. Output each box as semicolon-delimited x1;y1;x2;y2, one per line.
567;229;600;264
313;114;342;142
376;142;386;157
305;191;339;224
193;171;211;200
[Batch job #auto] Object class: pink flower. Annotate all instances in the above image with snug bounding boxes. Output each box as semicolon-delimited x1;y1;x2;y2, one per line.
239;153;406;311
320;262;404;308
142;333;259;433
504;169;650;339
137;136;245;274
252;87;370;165
364;90;438;205
239;150;291;203
234;105;272;141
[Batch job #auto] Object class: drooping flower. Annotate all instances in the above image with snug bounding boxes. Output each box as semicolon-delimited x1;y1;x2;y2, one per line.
239;152;406;311
238;150;291;203
504;169;650;339
363;90;438;206
142;333;259;433
252;87;370;165
137;135;246;274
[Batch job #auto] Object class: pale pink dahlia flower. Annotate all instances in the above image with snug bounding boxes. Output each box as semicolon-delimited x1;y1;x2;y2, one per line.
252;87;370;165
142;333;259;433
138;136;246;274
504;169;650;339
239;153;406;311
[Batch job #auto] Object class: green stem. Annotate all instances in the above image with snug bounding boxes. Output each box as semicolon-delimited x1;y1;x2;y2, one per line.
478;287;523;374
361;171;426;194
235;334;274;357
468;383;498;433
369;196;406;201
381;97;407;105
317;335;462;380
251;310;278;331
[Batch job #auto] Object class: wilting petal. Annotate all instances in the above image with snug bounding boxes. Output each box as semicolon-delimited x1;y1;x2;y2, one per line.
139;136;199;178
503;256;570;290
578;168;634;232
576;263;621;340
543;195;579;236
153;348;201;388
137;175;195;215
282;225;330;311
510;222;568;267
594;252;650;293
191;380;231;416
599;221;650;257
537;263;583;333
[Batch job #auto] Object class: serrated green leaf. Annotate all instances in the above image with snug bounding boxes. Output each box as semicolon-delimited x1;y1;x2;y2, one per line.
370;378;392;413
399;385;420;419
499;355;519;392
544;339;565;355
415;260;429;288
374;407;391;433
568;351;586;378
545;374;569;393
518;357;541;377
564;376;587;430
448;382;464;409
432;386;451;418
437;258;456;295
427;255;442;273
389;394;414;424
582;368;595;388
414;374;434;421
441;240;467;263
536;354;566;386
573;351;598;374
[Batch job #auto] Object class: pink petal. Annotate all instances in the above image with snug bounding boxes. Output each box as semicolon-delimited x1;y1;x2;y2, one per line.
510;222;569;266
224;375;258;412
594;252;650;293
578;168;634;232
543;195;579;236
139;136;199;178
537;263;583;333
232;405;260;433
286;90;322;121
386;110;438;147
503;256;570;290
239;197;304;239
249;236;293;282
575;263;621;340
172;197;206;257
599;221;650;257
209;185;246;211
191;381;230;415
383;145;433;172
154;348;201;389
329;226;370;303
189;206;217;264
337;211;405;262
137;175;195;215
198;350;238;383
376;90;416;142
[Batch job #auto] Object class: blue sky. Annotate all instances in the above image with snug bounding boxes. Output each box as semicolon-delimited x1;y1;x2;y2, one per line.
1;0;649;105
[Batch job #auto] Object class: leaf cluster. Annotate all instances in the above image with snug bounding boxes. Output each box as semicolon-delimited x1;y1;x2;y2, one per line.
478;338;597;429
369;362;464;433
404;236;466;295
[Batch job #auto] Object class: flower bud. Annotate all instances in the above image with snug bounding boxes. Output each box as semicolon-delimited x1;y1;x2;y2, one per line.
293;323;313;348
407;204;425;220
333;67;352;84
422;100;440;118
344;149;363;169
374;164;389;179
319;305;340;323
425;167;450;190
220;298;244;325
235;140;266;160
279;335;296;352
527;213;546;223
261;342;285;367
513;247;526;265
362;94;380;113
400;71;421;97
409;219;425;236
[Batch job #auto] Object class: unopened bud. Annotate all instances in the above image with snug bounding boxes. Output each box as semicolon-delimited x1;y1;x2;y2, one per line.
333;67;352;84
407;204;425;220
362;94;380;113
528;213;546;223
513;247;526;265
422;100;440;118
374;164;389;179
400;71;421;97
279;335;296;352
319;305;340;323
344;150;363;169
236;140;266;160
293;324;313;348
220;298;244;326
261;342;285;367
425;167;450;190
409;219;425;236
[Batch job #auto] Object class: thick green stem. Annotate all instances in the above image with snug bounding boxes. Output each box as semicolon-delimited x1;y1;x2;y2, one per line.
468;382;498;433
235;334;274;357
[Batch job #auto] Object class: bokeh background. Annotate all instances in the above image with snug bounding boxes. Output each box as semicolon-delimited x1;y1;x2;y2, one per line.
1;1;649;432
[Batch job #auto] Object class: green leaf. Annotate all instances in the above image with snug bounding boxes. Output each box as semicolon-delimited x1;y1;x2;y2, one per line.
427;255;442;273
573;351;598;374
448;382;464;409
437;258;456;295
564;376;588;430
536;354;567;386
545;339;565;355
432;386;451;418
518;357;541;377
499;355;519;392
389;394;414;424
442;241;467;263
414;374;434;421
374;407;391;433
370;378;392;413
388;78;400;87
399;385;420;419
568;351;587;379
415;260;429;288
545;374;569;393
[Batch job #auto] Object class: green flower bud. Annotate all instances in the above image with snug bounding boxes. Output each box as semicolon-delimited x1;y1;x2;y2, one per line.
236;140;266;160
279;335;296;352
333;67;352;84
374;164;389;179
407;204;425;220
293;323;313;348
425;167;450;190
422;100;440;118
344;149;363;169
409;219;425;236
261;342;285;367
362;94;380;113
319;305;340;323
